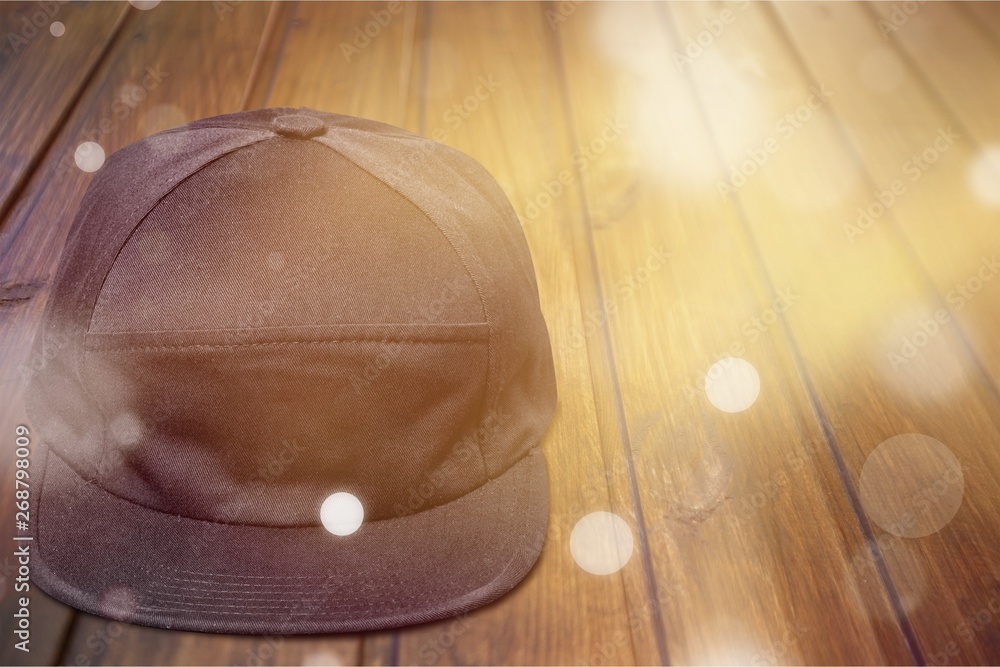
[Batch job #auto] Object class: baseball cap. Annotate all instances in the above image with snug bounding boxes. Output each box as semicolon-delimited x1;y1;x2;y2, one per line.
25;107;557;634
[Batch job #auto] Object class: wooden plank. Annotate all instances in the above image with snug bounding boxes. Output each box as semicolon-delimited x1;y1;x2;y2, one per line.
555;2;914;663
0;4;131;664
961;1;1000;44
665;1;1000;663
256;0;422;129
771;2;1000;661
385;2;663;664
0;1;129;218
64;624;360;667
868;1;1000;142
853;0;1000;382
771;0;1000;289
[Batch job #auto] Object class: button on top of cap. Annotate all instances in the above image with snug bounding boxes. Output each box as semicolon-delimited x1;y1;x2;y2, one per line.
273;114;325;139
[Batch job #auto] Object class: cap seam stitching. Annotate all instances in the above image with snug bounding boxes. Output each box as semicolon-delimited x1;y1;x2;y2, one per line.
142;583;438;605
132;551;527;618
87;321;490;334
87;136;273;336
83;337;489;352
161;116;419;142
86;135;274;480
43;445;538;530
310;136;492;483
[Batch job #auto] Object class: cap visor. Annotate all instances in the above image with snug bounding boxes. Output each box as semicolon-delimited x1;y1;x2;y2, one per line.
31;442;548;634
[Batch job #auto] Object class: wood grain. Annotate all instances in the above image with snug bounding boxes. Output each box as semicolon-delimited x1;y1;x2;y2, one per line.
769;3;1000;661
2;1;1000;664
0;3;130;665
961;1;1000;44
868;1;1000;143
256;0;422;128
667;1;1000;663
0;1;129;218
557;2;915;663
854;0;1000;390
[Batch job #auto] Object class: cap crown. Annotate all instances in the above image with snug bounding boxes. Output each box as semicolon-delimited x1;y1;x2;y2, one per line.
27;108;556;526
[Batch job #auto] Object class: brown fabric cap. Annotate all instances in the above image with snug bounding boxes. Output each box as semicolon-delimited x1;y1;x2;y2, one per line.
25;108;557;634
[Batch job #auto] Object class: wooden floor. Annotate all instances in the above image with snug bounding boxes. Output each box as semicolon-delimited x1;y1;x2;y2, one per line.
3;1;1000;664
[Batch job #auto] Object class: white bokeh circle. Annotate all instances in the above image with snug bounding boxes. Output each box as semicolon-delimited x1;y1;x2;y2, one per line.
110;412;145;447
320;492;364;536
705;357;760;413
859;434;964;538
75;142;105;172
569;511;634;575
969;146;1000;208
99;585;139;621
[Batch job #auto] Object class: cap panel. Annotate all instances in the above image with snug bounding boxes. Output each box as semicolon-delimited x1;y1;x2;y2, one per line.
312;128;557;479
77;326;489;525
26;125;273;478
89;138;484;333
